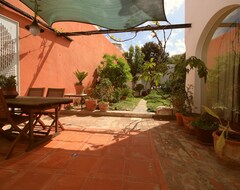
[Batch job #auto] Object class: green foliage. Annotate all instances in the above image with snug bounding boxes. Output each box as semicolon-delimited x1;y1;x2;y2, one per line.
111;86;133;103
120;86;133;97
98;54;132;88
0;75;16;88
110;97;141;111
192;112;219;130
73;70;88;85
144;90;171;112
135;83;144;92
168;54;208;113
123;45;144;78
93;78;113;102
185;56;208;82
140;42;169;90
141;58;164;87
141;42;168;64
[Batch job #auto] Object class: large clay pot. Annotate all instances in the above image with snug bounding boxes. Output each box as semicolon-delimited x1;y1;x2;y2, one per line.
212;130;240;164
85;99;97;111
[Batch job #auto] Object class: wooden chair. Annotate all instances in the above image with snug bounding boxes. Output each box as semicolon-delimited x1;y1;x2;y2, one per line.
0;89;30;159
35;88;65;132
27;88;45;97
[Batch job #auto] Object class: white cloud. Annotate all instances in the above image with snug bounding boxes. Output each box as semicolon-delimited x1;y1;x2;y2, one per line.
167;38;185;56
165;0;184;16
170;29;181;38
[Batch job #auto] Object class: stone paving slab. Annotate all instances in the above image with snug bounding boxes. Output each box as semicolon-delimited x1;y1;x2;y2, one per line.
0;116;239;190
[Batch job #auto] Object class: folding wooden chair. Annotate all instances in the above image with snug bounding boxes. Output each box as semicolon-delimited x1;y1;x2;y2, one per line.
35;88;65;132
27;87;45;97
16;88;45;115
0;89;30;159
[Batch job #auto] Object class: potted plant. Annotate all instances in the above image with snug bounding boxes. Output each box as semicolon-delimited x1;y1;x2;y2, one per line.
169;55;208;130
0;74;18;98
93;78;113;111
205;107;240;164
85;97;98;111
73;70;88;94
180;85;201;134
192;109;219;145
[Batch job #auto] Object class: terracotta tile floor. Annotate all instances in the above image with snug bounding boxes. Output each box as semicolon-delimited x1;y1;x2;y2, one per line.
0;115;239;190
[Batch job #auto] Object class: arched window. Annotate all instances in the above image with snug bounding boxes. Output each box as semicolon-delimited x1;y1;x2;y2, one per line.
206;8;240;126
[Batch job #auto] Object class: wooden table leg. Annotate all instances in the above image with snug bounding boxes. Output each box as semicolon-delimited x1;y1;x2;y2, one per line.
55;107;58;133
27;110;34;151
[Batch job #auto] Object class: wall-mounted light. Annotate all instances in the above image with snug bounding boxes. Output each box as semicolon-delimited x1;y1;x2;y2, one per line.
25;17;44;36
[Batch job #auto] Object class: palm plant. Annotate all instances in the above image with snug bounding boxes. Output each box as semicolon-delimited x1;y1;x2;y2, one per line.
73;70;88;85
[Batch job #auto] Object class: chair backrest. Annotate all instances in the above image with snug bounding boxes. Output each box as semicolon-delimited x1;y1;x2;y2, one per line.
27;88;45;97
46;88;65;97
0;89;11;120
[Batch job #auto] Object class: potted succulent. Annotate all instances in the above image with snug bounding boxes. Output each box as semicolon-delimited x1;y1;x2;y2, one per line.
93;78;113;111
192;109;219;145
0;74;18;98
73;70;88;94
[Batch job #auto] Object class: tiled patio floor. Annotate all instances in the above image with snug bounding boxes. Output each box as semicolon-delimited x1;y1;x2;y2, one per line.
0;115;239;190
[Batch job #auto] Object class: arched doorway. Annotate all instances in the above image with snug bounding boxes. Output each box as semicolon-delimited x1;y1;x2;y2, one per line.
204;8;240;126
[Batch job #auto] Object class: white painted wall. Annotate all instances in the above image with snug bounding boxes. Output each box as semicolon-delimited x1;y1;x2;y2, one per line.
185;0;240;112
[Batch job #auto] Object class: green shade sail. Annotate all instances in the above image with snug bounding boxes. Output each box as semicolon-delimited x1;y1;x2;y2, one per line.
20;0;167;30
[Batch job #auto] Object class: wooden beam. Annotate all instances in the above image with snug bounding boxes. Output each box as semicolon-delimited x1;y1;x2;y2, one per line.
59;23;192;36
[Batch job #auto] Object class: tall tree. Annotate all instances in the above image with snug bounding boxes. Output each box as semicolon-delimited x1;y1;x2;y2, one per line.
140;42;169;90
141;42;168;64
123;45;144;87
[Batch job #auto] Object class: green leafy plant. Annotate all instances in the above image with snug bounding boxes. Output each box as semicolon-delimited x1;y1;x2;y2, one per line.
0;75;17;88
192;112;219;130
73;70;88;85
93;78;114;102
169;55;208;113
97;54;132;89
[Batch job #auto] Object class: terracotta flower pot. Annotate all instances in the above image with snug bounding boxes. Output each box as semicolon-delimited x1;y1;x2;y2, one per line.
182;114;198;135
175;112;183;126
98;102;109;112
74;84;84;94
212;130;240;164
85;99;97;111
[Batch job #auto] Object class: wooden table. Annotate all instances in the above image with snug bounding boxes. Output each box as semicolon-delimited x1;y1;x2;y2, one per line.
6;96;73;150
64;93;88;110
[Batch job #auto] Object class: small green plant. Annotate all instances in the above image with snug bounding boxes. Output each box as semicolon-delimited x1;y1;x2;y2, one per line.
73;70;88;85
192;112;219;130
120;86;132;98
0;75;16;88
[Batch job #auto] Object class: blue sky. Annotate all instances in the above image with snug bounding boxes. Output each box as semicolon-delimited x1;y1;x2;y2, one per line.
107;0;185;56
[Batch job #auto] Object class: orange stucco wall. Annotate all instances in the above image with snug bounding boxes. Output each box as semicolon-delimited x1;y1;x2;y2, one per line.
1;1;123;96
